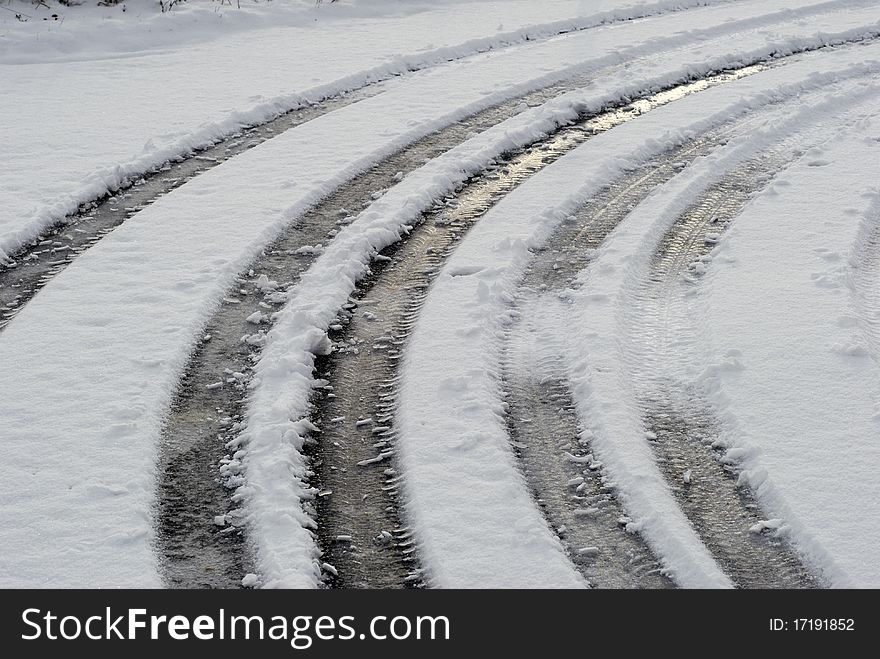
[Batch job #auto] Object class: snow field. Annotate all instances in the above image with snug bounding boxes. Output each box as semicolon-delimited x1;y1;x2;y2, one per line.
1;0;880;586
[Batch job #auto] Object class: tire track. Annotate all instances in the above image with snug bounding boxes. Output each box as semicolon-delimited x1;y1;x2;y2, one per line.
0;0;730;328
0;88;383;331
502;112;776;587
631;155;822;587
504;161;712;589
2;13;876;328
295;68;780;589
157;63;776;588
155;89;545;587
153;67;662;587
503;78;873;587
504;311;673;588
307;145;591;587
624;107;880;588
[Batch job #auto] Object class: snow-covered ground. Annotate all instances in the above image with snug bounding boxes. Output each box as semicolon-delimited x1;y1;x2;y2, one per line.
1;0;879;588
0;0;725;259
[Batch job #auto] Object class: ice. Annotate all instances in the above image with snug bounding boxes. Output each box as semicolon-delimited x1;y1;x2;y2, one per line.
294;245;324;256
253;274;278;292
241;573;260;588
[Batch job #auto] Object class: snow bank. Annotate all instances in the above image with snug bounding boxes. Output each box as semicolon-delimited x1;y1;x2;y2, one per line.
0;1;729;61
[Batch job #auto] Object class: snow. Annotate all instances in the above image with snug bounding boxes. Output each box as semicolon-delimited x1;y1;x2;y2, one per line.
0;0;719;62
223;3;880;589
1;0;880;587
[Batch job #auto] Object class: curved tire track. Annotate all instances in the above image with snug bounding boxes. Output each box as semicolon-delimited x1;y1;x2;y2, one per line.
0;88;383;331
503;114;766;587
156;66;676;587
631;157;822;588
157;46;876;587
243;68;771;589
624;87;880;588
0;0;736;327
503;70;880;588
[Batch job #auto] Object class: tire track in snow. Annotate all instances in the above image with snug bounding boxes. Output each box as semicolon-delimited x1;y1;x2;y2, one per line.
504;307;673;588
504;152;718;589
0;0;739;328
502;68;878;587
502;106;785;587
0;89;378;332
632;156;823;587
154;69;662;587
156;62;775;588
304;68;786;588
1;1;875;329
155;93;534;587
308;146;593;587
624;89;880;588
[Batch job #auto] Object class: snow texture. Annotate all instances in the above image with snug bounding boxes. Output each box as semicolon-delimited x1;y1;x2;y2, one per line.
2;0;880;587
